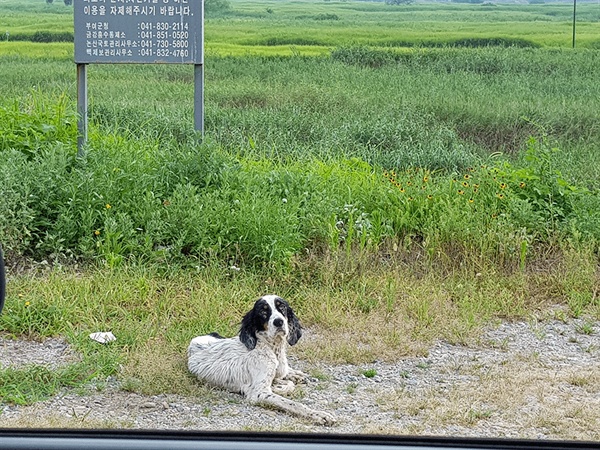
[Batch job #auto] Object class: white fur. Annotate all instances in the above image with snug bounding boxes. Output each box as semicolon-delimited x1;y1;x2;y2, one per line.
187;295;335;425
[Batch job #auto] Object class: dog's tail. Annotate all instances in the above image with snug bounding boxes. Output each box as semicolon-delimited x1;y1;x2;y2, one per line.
187;332;224;357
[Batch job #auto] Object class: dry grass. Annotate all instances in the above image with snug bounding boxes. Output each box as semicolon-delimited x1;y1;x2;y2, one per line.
376;361;600;440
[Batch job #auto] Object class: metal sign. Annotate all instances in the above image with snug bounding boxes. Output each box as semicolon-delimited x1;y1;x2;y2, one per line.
73;0;204;155
74;0;203;64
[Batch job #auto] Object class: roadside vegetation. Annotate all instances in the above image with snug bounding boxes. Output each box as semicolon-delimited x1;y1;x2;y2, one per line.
0;0;598;426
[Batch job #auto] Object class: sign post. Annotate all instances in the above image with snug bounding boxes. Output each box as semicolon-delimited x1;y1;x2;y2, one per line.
74;0;204;154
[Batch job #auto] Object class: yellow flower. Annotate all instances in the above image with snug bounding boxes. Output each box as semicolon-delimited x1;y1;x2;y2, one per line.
468;198;474;203
519;182;526;188
464;174;471;180
462;181;469;188
423;176;429;183
105;203;112;209
500;183;507;190
497;193;505;199
427;195;433;200
25;301;31;307
94;229;101;236
458;190;465;195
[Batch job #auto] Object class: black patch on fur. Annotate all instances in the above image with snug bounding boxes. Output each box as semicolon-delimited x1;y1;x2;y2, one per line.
209;332;225;339
282;300;303;346
239;298;271;350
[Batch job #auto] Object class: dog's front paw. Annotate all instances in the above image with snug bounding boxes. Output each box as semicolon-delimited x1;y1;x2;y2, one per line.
272;379;295;395
311;410;336;426
285;369;309;384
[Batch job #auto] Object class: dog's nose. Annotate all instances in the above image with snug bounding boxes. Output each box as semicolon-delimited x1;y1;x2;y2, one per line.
273;318;284;328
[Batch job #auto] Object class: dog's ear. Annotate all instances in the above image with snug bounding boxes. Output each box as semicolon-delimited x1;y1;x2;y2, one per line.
286;304;303;346
239;308;258;350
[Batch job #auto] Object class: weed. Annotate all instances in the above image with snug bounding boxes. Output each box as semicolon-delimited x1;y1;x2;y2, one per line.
575;321;595;336
361;368;378;378
346;382;358;394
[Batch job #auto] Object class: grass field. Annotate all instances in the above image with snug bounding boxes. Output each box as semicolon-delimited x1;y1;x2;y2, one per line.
2;0;600;49
1;0;599;433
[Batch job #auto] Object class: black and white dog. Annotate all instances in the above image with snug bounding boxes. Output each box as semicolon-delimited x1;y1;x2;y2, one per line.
187;295;335;425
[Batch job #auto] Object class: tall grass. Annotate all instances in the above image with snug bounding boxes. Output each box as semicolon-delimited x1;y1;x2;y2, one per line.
0;88;598;269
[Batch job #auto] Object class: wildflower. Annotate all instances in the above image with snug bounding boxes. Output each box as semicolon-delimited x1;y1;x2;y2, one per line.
25;301;31;307
105;203;112;209
94;229;101;236
500;183;507;190
427;195;433;200
519;182;526;188
462;181;469;188
423;176;429;183
458;190;465;195
468;198;474;203
399;188;405;193
497;193;504;199
408;197;414;201
473;184;480;189
464;174;471;180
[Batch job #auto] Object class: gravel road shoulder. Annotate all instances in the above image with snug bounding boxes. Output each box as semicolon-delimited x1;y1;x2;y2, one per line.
1;316;599;440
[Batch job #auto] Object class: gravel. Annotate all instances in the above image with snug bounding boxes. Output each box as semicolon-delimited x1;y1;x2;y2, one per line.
1;315;599;440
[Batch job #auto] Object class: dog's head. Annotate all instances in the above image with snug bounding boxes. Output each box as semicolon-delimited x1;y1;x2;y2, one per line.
239;295;302;350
